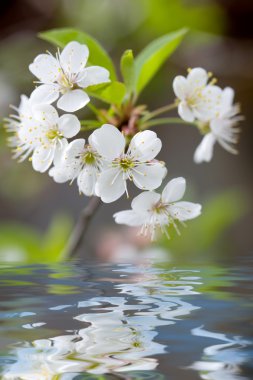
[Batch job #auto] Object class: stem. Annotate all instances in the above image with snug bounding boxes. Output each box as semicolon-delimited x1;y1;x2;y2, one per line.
62;196;101;259
141;101;178;122
141;117;195;129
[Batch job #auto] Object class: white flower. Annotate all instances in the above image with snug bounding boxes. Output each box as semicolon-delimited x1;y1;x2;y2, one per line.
18;103;80;172
91;124;167;203
194;87;242;163
114;177;201;240
29;41;110;112
49;137;103;196
173;67;222;122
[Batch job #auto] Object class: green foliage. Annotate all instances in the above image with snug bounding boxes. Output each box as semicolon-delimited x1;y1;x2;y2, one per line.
160;189;247;257
120;49;135;96
0;215;73;263
87;81;126;106
134;28;187;95
39;28;117;81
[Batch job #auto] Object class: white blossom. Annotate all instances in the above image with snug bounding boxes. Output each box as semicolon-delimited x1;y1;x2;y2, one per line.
18;103;80;172
114;177;201;240
91;124;167;203
29;41;110;112
173;67;222;122
194;87;242;163
49;136;103;196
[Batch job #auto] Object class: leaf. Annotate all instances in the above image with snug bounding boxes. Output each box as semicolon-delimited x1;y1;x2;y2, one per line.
135;28;187;95
39;28;117;81
87;81;126;106
120;49;135;95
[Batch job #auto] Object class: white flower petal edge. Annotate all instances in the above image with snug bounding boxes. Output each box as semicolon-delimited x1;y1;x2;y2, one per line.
93;125;166;203
113;177;202;240
29;41;110;112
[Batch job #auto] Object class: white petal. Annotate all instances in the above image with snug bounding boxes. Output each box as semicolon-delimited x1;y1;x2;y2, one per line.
32;146;54;172
58;114;80;138
30;84;59;105
129;130;162;161
60;41;89;74
49;165;71;183
77;166;97;196
90;124;125;160
77;66;110;88
132;162;167;191
64;138;85;177
132;191;160;214
57;89;90;112
162;177;186;203
53;138;68;167
95;168;125;203
173;75;188;99
194;133;216;163
187;67;208;89
195;85;222;121
113;210;145;226
29;54;59;83
32;104;59;126
168;201;202;221
222;87;234;107
178;101;195;122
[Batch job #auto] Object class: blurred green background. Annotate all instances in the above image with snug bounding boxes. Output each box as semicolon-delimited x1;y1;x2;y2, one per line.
0;0;252;263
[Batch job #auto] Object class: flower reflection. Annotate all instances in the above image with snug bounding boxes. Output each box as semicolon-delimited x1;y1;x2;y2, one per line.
190;325;251;380
2;257;201;378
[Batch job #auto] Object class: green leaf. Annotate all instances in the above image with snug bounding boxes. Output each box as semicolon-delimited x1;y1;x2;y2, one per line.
120;49;135;95
87;81;126;106
135;28;187;95
39;28;117;81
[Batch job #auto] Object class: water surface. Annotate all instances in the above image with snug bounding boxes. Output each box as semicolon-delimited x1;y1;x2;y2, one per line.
0;253;252;379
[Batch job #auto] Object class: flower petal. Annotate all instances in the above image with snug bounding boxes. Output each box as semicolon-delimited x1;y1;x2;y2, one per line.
49;165;71;183
58;114;80;138
194;133;216;163
53;138;68;167
95;168;125;203
187;67;208;89
90;124;125;160
32;104;59;126
178;101;195;122
77;166;97;196
60;41;89;74
168;201;202;221
195;85;222;121
77;66;110;88
129;130;162;161
57;89;90;112
30;84;59;105
173;75;188;99
64;138;85;177
162;177;186;203
29;54;59;83
131;191;160;214
113;210;145;226
32;146;54;172
132;162;167;191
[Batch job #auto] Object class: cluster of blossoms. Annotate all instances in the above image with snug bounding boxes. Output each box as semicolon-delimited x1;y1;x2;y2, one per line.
173;67;242;163
5;40;242;241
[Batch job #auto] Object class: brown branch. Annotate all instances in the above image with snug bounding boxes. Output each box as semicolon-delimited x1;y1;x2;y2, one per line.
62;196;101;259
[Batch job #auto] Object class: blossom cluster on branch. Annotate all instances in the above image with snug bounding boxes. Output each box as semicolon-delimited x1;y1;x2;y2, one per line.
5;29;242;241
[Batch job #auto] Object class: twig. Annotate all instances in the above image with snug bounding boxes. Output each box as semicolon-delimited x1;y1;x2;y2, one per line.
62;196;101;259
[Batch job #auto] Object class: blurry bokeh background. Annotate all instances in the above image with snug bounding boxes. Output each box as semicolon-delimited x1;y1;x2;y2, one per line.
0;0;252;262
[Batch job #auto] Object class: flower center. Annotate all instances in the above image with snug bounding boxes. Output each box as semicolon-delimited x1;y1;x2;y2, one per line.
152;201;168;215
82;150;97;165
46;128;62;140
118;157;135;171
57;70;79;94
197;121;211;135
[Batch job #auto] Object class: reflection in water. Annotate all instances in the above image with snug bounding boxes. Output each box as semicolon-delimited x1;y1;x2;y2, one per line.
2;261;201;378
190;326;251;380
0;254;253;379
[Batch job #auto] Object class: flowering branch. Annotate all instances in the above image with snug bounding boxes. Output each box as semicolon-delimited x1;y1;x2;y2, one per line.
5;28;242;250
